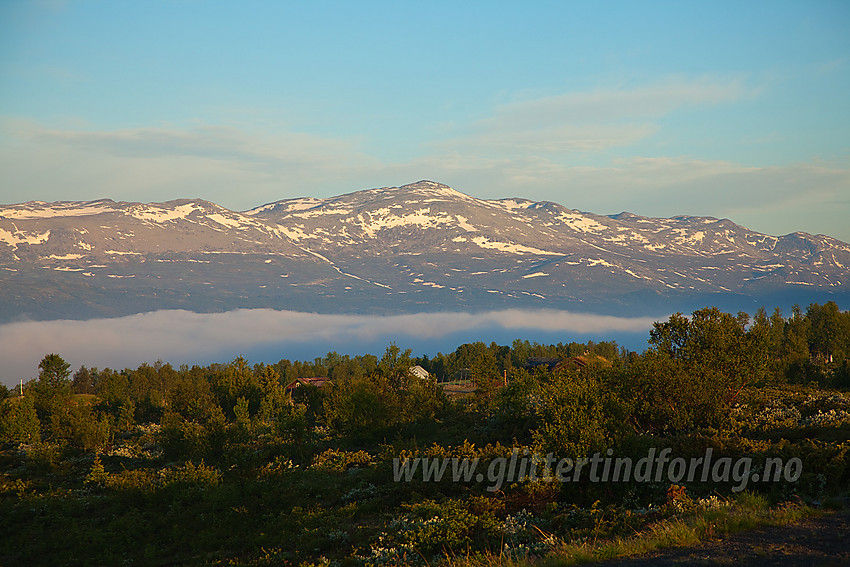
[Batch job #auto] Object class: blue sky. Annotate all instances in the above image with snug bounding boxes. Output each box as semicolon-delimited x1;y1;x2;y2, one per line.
1;0;849;241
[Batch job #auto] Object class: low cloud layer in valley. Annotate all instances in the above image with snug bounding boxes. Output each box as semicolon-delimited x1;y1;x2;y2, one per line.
0;308;659;387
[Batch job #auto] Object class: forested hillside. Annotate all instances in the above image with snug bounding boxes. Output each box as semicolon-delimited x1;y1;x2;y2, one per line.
1;302;849;565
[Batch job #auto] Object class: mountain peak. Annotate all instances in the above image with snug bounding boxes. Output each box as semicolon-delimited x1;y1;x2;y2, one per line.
3;181;849;323
390;180;472;199
400;180;452;190
374;180;469;196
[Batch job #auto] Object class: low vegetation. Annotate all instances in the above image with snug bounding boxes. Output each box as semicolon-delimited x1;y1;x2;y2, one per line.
1;302;848;565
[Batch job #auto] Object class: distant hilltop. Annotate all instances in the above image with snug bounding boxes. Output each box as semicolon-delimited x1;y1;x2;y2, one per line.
2;180;848;322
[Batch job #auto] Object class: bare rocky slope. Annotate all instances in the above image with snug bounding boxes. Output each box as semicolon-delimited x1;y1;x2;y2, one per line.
1;181;848;322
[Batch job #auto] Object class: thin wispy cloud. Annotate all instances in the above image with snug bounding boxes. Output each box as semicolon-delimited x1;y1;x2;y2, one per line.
0;308;659;386
1;69;848;242
0;118;379;206
436;77;754;154
443;123;660;153
482;76;754;125
2;118;848;240
12;120;366;166
1;2;847;236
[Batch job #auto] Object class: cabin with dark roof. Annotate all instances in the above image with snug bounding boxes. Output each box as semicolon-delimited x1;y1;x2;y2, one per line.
285;377;329;392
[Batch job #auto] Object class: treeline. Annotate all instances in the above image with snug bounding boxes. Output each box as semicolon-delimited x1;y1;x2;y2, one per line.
0;302;848;454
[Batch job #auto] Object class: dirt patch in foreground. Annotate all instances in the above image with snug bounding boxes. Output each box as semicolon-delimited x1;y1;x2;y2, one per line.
596;510;850;567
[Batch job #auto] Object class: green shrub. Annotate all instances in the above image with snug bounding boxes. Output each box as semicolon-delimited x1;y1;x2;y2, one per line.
0;397;40;444
532;370;631;456
312;448;373;472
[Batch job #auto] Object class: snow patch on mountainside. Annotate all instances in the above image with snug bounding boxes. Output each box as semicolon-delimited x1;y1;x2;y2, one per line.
354;208;457;235
292;208;354;218
205;213;243;228
490;198;534;211
0;227;51;248
0;202;116;219
454;216;477;232
558;213;608;233
471;237;561;256
127;203;201;223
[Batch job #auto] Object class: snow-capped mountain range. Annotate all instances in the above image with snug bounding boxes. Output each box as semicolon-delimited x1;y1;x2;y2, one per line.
1;181;848;322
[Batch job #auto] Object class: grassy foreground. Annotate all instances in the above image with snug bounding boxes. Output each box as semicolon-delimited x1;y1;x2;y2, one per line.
452;492;818;566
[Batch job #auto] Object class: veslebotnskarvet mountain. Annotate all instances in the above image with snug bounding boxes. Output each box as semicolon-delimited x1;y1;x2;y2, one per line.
1;181;848;322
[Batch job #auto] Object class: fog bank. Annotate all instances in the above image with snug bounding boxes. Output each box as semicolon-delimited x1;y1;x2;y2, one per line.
0;308;661;386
